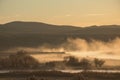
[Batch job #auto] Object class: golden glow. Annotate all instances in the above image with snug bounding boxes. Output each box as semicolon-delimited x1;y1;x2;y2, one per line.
0;0;120;26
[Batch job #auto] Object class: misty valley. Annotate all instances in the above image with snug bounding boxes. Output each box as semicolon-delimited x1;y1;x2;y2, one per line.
1;0;120;79
0;22;120;80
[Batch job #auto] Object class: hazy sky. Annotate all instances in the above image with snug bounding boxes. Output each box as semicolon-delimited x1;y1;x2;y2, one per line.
0;0;120;26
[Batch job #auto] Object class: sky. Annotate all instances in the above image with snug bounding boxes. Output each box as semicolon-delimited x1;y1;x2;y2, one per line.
0;0;120;26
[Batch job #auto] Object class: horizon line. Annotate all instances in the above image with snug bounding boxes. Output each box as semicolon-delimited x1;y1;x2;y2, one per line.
0;20;120;28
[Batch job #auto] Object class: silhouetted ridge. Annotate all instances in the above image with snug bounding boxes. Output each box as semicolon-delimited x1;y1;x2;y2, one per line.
1;21;80;34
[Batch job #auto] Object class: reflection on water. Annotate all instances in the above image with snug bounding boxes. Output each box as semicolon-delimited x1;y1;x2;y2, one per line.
59;70;120;73
0;70;120;74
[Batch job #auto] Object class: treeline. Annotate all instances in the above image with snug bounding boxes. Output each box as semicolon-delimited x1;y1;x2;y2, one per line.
0;51;105;70
64;56;105;69
44;56;105;70
0;51;39;69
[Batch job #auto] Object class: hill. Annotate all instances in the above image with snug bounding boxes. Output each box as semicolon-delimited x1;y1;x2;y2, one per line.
0;21;120;51
0;21;80;34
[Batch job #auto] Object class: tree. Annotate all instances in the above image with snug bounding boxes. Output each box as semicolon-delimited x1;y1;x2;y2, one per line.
45;62;56;68
94;58;105;68
0;50;40;69
65;56;80;66
79;58;91;70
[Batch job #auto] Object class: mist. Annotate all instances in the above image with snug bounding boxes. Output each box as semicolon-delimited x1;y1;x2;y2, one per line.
4;37;120;60
63;38;120;60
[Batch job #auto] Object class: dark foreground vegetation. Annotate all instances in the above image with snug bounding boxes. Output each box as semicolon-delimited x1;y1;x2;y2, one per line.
0;71;120;80
0;51;119;80
0;50;120;70
0;51;40;69
0;51;106;70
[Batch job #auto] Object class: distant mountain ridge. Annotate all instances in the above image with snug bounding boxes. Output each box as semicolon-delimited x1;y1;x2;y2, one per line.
0;21;120;51
0;21;120;34
0;21;80;34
